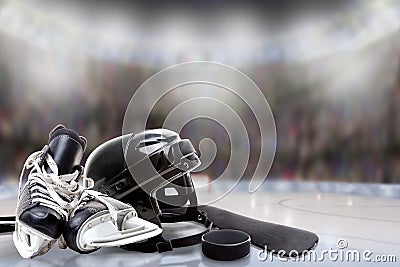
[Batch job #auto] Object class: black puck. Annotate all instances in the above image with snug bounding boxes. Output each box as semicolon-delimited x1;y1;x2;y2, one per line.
201;229;251;261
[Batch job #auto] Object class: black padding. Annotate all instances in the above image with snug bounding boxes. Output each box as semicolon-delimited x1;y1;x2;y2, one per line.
202;229;251;261
47;129;86;175
19;206;64;239
49;126;87;151
198;205;318;256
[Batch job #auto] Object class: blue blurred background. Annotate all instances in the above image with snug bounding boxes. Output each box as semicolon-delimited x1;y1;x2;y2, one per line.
0;0;400;184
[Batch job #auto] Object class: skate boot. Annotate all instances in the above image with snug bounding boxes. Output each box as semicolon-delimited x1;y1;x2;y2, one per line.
13;125;87;258
62;188;162;254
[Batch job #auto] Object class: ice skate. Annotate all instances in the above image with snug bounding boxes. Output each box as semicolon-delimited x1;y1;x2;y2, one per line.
63;188;162;254
13;125;87;258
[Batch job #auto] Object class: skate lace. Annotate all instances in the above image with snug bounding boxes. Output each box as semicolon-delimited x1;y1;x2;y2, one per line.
24;148;85;219
75;188;121;226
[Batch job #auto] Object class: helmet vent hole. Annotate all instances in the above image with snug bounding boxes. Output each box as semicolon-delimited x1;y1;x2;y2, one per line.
136;141;159;148
164;187;179;196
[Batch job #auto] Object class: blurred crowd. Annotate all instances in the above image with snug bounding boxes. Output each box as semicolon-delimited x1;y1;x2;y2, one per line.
0;33;400;184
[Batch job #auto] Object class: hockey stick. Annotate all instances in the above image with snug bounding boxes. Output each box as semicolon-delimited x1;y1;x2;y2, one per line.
198;205;318;256
0;216;15;234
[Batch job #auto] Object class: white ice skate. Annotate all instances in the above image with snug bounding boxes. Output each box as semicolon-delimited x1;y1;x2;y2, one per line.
14;125;162;257
13;125;87;258
13;150;85;258
62;187;162;253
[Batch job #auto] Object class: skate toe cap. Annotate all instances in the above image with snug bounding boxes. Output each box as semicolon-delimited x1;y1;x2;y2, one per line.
20;206;64;239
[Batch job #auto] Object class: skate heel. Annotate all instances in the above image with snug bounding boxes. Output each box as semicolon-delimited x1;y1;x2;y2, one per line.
13;220;55;258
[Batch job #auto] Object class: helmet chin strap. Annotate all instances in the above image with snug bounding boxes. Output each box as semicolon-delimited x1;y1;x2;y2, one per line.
121;207;213;253
121;182;213;253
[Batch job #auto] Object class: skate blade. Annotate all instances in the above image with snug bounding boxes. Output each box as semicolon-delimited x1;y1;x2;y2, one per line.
13;220;54;258
78;212;162;251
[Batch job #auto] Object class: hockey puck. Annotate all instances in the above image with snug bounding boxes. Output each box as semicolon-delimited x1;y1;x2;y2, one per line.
201;229;251;261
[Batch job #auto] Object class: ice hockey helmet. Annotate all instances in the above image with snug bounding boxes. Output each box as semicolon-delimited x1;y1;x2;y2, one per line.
84;129;212;252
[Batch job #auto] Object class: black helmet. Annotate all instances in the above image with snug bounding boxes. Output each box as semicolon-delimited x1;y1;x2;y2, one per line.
84;129;211;252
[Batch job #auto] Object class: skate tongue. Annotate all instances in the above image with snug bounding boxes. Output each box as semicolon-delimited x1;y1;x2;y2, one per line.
46;125;87;175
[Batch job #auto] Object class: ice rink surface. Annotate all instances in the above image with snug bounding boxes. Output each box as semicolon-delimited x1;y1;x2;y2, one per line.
0;181;399;266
